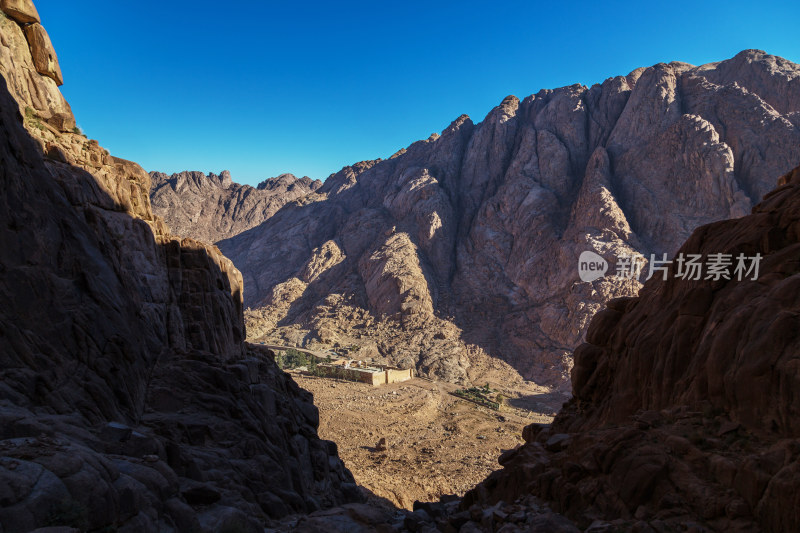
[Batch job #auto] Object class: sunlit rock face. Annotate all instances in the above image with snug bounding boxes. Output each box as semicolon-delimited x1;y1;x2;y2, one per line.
150;170;323;245
210;50;800;387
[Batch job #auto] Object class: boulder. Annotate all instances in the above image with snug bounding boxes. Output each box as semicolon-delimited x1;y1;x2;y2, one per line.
1;0;40;24
23;23;62;85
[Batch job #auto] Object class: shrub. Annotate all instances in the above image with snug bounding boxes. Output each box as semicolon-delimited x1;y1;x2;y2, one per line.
23;107;46;132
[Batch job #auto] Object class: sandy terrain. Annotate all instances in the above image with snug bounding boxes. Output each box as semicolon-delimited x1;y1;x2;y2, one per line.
292;373;564;509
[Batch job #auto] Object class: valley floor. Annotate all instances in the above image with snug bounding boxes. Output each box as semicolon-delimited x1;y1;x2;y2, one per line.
292;373;563;510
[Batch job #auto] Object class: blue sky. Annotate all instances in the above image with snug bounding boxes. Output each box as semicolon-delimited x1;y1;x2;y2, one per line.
38;0;800;186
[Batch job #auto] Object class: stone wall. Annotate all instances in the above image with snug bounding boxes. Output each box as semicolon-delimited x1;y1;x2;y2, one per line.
318;365;387;386
385;368;413;384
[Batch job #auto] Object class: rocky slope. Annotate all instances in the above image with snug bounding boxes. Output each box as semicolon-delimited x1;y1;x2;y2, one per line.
149;170;322;244
212;50;800;387
444;162;800;532
0;6;358;532
274;166;800;532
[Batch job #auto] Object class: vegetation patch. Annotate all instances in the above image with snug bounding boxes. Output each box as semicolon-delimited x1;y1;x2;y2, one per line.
452;384;501;411
276;348;324;376
24;106;46;132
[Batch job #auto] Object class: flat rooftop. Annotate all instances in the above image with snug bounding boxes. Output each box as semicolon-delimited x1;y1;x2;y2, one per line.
320;362;385;374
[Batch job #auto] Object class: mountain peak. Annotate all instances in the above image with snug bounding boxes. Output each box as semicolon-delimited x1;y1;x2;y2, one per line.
150;169;323;243
194;50;800;389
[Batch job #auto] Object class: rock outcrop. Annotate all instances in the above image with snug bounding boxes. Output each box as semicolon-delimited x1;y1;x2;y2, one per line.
0;8;71;128
0;6;357;531
211;50;800;387
23;22;61;85
454;163;800;531
149;170;322;244
1;0;38;24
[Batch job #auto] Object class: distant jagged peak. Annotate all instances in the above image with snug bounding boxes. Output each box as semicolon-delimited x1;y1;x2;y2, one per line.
150;169;323;195
690;49;800;116
692;48;800;82
149;167;325;243
443;113;473;135
219;169;232;187
498;93;521;111
150;169;233;190
319;159;382;195
256;172;322;192
711;48;793;68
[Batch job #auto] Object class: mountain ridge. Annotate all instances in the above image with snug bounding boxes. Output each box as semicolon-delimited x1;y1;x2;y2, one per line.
173;49;800;387
4;2;800;529
150;170;323;244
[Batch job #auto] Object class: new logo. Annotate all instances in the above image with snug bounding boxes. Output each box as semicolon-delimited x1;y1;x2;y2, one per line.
578;251;608;282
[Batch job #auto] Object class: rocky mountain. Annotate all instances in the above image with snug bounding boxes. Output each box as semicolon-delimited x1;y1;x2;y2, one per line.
0;6;358;532
149;170;322;244
208;50;800;387
448;162;800;532
5;2;800;531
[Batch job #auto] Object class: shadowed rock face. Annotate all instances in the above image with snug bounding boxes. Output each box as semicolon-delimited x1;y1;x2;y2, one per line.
0;7;357;531
212;50;800;387
570;165;800;437
150;170;323;244
456;164;800;532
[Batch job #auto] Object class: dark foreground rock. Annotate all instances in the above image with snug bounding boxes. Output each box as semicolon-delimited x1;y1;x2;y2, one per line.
0;6;358;531
454;164;800;532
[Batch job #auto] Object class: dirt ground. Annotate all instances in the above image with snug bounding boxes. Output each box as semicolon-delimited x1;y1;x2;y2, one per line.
292;373;565;510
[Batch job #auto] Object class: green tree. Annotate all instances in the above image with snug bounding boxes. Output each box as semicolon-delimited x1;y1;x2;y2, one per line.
284;348;308;368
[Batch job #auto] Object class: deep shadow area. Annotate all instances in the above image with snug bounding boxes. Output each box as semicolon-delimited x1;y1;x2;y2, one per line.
0;72;365;531
507;391;570;415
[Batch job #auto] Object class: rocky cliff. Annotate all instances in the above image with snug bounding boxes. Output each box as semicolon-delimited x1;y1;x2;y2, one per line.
150;170;322;244
208;50;800;387
445;162;800;532
0;6;357;532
